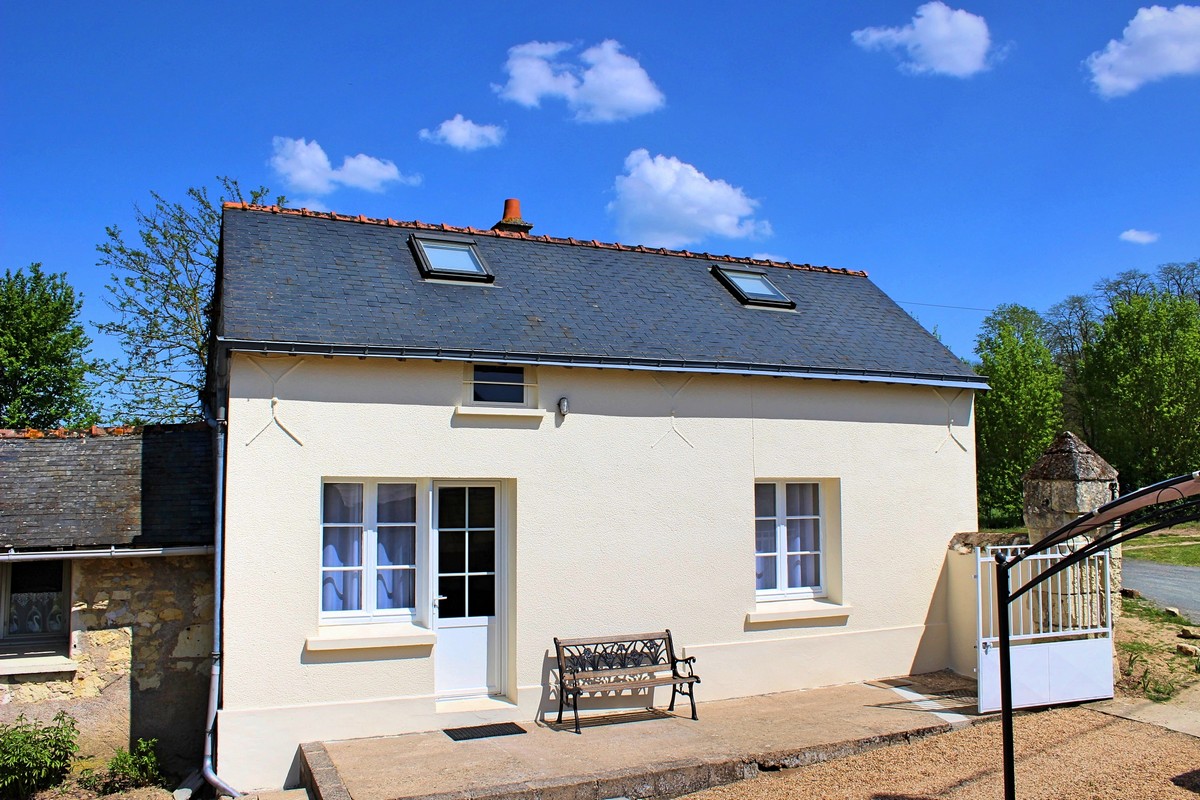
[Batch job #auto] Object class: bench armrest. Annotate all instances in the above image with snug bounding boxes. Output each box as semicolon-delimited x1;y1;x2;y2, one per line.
672;655;697;677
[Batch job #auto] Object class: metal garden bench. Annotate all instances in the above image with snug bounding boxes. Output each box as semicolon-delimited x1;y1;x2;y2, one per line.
553;630;700;734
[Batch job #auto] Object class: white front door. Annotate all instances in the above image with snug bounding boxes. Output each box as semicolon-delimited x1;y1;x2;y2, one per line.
434;484;500;698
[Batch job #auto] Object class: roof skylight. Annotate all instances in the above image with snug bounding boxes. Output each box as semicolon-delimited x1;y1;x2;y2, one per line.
711;266;795;309
410;235;494;283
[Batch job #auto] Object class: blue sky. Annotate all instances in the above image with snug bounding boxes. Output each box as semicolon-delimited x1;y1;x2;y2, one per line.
3;2;1198;364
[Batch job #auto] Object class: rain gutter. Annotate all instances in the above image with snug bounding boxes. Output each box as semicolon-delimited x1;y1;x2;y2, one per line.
0;546;212;562
216;337;989;391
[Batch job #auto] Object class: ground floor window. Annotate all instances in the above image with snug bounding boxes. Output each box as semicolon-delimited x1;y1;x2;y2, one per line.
320;480;502;626
755;482;824;599
1;560;69;653
322;482;418;621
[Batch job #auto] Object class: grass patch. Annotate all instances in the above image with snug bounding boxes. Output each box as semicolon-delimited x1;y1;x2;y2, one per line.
1115;595;1200;702
1125;529;1200;545
1124;541;1200;567
1122;595;1195;625
1117;640;1157;655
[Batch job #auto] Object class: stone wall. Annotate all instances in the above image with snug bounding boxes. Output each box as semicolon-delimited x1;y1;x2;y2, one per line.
0;555;213;775
1022;432;1121;620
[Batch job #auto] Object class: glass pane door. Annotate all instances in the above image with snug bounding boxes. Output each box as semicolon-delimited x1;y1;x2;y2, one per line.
436;486;496;618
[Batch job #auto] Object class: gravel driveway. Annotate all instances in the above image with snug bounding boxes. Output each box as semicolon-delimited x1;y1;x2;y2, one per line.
685;707;1199;799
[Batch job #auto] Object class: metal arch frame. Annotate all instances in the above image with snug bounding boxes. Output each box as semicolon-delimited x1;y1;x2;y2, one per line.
993;470;1200;800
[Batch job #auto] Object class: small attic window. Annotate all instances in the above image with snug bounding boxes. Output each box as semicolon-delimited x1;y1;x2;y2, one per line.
410;235;494;283
711;266;795;309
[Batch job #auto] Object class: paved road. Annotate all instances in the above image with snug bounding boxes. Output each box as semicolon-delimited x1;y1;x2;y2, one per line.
1123;559;1200;622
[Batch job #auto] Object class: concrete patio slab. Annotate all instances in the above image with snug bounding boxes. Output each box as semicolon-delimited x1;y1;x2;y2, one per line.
1090;680;1200;738
300;674;986;800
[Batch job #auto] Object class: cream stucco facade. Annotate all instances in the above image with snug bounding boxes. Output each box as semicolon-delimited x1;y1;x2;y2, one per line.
216;353;977;790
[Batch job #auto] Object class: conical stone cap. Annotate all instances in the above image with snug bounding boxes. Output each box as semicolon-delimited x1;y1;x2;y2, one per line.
1023;431;1118;482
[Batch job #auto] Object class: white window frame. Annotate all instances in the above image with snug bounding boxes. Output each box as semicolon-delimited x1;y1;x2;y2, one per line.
754;481;825;600
462;363;538;408
320;480;424;625
0;560;71;652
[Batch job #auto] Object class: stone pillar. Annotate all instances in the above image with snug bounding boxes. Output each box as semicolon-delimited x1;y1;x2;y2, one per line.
1022;431;1121;621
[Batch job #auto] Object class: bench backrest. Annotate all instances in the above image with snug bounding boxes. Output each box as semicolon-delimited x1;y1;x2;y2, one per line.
554;630;678;676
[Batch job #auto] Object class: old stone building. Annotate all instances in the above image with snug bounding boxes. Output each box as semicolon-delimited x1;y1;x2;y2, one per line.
0;424;214;774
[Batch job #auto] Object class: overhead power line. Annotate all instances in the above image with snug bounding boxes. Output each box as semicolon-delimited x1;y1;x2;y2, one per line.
896;300;992;312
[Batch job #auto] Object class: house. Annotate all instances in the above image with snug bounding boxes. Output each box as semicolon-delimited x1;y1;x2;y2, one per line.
0;424;215;774
208;200;985;790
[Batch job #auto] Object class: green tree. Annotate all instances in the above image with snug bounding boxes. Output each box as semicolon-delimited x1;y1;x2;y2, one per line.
0;263;99;429
974;304;1064;526
1081;293;1200;492
96;177;279;423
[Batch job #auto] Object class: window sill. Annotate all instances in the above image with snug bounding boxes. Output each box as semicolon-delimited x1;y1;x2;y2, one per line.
454;405;547;419
746;599;852;624
305;623;436;652
0;654;76;677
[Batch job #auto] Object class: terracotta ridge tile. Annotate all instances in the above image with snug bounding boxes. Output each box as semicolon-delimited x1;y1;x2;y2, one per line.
225;203;870;277
0;425;145;440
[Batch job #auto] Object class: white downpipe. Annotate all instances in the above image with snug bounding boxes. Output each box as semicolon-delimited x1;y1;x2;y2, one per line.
202;405;241;797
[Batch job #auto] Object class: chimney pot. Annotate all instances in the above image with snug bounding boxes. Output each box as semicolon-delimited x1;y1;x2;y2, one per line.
493;198;534;233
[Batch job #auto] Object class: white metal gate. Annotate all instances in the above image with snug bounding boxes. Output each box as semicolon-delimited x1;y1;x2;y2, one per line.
976;545;1113;713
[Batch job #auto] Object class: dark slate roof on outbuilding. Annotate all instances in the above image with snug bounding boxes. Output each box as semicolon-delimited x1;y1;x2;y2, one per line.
0;425;213;551
216;205;984;388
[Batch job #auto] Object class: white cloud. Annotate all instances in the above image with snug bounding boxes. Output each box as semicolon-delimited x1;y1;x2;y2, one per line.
494;39;665;122
269;137;420;195
419;115;505;151
1119;228;1160;244
852;1;994;77
751;253;789;262
495;41;578;107
1085;5;1200;97
608;149;771;249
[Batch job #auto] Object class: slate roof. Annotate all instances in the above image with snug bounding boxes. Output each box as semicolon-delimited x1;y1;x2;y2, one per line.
0;425;214;551
216;205;984;388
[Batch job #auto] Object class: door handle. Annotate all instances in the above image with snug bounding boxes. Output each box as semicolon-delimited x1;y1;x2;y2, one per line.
434;595;448;608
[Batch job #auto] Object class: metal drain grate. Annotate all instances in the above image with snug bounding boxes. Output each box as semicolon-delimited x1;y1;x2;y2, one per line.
443;722;527;741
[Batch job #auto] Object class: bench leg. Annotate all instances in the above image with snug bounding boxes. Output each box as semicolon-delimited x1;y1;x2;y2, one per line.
572;692;581;734
669;683;678;712
689;683;698;721
557;688;565;725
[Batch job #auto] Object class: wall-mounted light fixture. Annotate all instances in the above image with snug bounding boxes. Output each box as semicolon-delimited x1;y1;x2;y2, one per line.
557;397;570;416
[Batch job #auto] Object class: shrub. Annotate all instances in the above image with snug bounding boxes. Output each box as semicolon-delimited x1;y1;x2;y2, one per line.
0;712;79;800
79;738;164;794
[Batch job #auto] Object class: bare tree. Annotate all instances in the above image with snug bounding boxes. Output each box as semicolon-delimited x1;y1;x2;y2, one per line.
96;178;279;422
1156;258;1200;301
1044;294;1100;443
1094;268;1155;312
